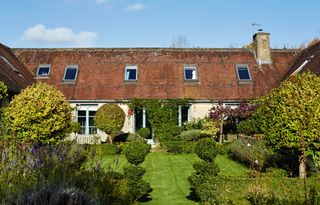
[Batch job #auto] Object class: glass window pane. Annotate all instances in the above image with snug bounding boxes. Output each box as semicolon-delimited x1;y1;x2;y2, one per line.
89;111;96;117
64;67;78;80
79;127;85;134
185;68;196;80
237;67;251;80
126;69;137;80
89;127;97;134
78;111;86;116
37;67;50;76
78;117;86;126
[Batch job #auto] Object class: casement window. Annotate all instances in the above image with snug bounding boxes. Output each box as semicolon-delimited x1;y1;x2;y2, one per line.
63;65;79;81
77;108;97;135
36;64;51;77
124;65;138;81
184;65;197;81
236;65;252;81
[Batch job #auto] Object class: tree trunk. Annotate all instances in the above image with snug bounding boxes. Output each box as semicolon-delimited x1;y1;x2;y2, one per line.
219;114;224;144
299;154;307;178
108;135;113;144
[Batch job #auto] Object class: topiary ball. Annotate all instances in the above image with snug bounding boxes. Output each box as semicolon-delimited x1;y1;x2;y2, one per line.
124;142;149;165
136;128;151;139
195;138;218;162
94;104;125;135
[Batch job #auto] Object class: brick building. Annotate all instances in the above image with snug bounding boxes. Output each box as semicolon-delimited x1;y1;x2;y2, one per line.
5;32;303;142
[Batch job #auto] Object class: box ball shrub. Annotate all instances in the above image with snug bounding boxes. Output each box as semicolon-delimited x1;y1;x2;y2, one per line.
124;142;149;165
123;164;146;181
136;128;151;139
94;104;125;144
193;161;220;176
195;138;218;162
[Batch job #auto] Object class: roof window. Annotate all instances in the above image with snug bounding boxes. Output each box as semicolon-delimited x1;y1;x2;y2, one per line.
36;64;51;77
124;65;138;81
184;65;197;81
236;65;251;81
63;65;79;81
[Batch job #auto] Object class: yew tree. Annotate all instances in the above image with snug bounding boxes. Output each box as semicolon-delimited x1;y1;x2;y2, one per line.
253;72;320;178
4;82;72;144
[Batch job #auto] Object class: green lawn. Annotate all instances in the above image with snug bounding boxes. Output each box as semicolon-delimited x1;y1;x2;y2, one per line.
97;152;248;205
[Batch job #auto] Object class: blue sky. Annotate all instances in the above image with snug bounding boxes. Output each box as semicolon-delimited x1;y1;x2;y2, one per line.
1;0;320;48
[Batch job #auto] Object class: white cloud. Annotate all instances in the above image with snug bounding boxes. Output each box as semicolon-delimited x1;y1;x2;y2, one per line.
21;24;98;47
126;3;145;11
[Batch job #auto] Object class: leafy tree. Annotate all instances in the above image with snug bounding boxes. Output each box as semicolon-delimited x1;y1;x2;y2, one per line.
253;72;320;178
3;82;72;144
94;104;125;144
0;81;8;100
209;103;257;143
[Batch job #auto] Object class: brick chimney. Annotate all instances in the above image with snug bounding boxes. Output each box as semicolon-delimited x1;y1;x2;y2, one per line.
253;32;272;65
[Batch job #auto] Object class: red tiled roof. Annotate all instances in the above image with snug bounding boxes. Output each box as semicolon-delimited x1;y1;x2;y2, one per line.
285;41;320;78
0;44;34;93
13;48;297;101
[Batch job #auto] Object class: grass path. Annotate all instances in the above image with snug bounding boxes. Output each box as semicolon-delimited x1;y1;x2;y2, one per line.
98;152;248;205
141;153;198;205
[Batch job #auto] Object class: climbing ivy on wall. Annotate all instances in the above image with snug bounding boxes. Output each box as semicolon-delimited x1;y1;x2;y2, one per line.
128;98;190;142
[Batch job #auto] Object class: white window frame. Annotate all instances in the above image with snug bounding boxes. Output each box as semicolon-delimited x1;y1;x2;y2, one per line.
236;64;252;81
184;65;198;81
124;65;138;81
36;64;51;77
76;105;98;135
63;65;79;81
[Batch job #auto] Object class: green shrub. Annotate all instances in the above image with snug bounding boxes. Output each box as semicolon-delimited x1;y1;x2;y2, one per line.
201;118;219;138
136;128;151;139
123;142;151;203
0;81;8;100
74;168;128;205
170;125;183;136
164;141;183;154
91;143;121;157
123;164;146;181
127;133;145;143
189;138;221;204
179;129;208;141
181;142;196;154
188;175;225;205
237;118;261;136
195;138;218;162
183;118;203;130
94;104;125;144
263;167;288;178
228;138;270;170
124;142;149;166
125;180;152;203
69;121;81;134
193;161;220;176
3;82;72;144
216;142;230;155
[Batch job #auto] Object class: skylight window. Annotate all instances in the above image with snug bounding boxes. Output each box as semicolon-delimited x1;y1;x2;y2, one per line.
36;64;51;77
63;65;78;81
236;65;251;81
184;65;197;81
125;65;138;81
